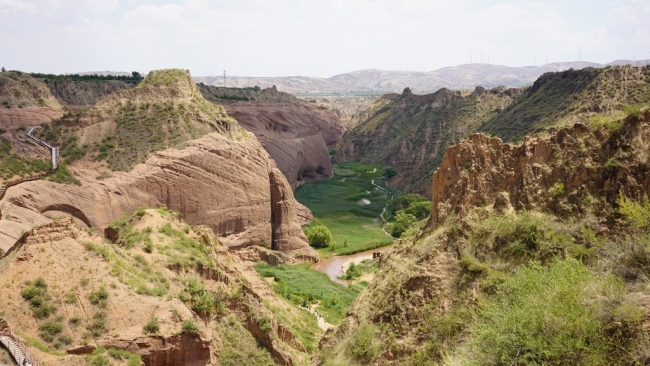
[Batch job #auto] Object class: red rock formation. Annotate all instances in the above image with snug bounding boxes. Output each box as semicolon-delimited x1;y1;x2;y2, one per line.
226;102;344;190
430;112;650;226
0;132;316;260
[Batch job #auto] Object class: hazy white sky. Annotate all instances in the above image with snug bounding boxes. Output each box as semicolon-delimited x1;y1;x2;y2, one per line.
1;0;648;77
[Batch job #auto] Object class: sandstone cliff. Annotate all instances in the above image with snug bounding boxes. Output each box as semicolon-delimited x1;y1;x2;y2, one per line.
0;69;316;261
199;84;345;190
431;111;650;226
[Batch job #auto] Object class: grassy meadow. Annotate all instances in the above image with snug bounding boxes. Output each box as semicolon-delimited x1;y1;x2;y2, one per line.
294;162;394;257
254;262;367;325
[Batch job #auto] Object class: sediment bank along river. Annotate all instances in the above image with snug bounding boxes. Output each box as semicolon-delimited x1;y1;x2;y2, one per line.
311;244;393;286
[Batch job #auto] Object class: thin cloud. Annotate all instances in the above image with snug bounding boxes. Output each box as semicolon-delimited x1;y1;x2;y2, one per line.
0;0;646;76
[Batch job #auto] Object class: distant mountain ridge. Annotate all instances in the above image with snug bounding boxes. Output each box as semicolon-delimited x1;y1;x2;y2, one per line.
193;59;650;94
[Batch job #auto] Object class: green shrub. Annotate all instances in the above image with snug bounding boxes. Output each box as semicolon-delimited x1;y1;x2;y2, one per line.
58;334;73;345
89;286;109;306
64;291;77;304
617;193;650;229
403;200;432;220
86;312;108;338
48;162;81;185
383;167;398;179
87;354;110;366
343;262;363;280
144;239;154;253
463;258;642;365
304;225;333;248
192;290;216;314
69;316;82;326
143;316;160;334
181;318;199;334
459;253;489;279
106;347;142;366
387;211;417;237
258;316;273;334
624;104;642;118
39;321;63;342
348;323;380;361
549;182;565;196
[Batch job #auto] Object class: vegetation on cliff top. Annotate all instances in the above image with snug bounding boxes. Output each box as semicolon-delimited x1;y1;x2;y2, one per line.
37;68;240;172
30;71;143;83
479;65;650;142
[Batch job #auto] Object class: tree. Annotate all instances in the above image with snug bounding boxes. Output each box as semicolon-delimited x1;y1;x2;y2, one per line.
383;167;398;179
404;200;432;220
304;225;333;248
388;211;417;237
1;67;5;72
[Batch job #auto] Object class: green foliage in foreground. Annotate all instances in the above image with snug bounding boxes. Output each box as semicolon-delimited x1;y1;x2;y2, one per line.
461;258;642;365
254;262;365;325
295;162;393;256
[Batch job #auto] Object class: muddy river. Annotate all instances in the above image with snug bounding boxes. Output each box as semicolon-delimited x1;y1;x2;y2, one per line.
311;245;393;286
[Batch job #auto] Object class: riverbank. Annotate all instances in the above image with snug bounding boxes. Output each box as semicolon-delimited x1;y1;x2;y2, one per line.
311;244;393;286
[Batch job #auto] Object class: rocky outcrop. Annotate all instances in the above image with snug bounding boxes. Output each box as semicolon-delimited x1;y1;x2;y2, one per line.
430;111;650;226
201;85;345;189
0;212;317;366
98;334;211;366
39;78;135;107
0;71;62;109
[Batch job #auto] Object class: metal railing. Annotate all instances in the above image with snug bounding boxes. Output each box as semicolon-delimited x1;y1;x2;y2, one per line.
0;126;58;202
0;334;40;366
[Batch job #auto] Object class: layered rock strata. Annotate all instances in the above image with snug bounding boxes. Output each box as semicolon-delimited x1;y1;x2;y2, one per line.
0;70;316;261
430;112;650;226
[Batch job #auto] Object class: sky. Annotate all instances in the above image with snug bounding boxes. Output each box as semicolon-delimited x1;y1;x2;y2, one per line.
0;0;648;77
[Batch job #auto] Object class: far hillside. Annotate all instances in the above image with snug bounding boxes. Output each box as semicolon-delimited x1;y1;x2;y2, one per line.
333;86;521;196
480;65;650;142
334;65;650;196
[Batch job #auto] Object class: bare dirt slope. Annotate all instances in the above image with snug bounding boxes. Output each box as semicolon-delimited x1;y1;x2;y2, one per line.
0;72;62;110
0;209;323;365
